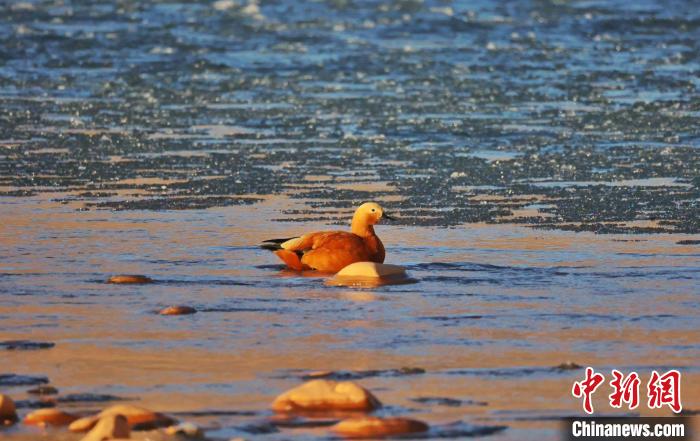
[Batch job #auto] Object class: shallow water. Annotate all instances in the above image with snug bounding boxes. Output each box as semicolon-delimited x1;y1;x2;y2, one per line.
1;0;700;440
2;196;699;440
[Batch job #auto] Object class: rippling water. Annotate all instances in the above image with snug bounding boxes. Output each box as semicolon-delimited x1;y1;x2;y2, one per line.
1;0;700;440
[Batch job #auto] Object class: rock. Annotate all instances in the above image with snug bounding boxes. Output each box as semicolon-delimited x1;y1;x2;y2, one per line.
0;394;18;425
24;408;79;426
27;385;59;395
80;414;130;441
302;370;333;380
556;361;582;370
328;262;413;287
107;275;153;284
69;404;175;432
336;262;406;278
272;379;381;413
159;305;197;316
332;417;429;438
165;422;204;438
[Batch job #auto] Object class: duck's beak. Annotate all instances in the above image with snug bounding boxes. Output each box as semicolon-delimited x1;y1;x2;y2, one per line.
383;212;396;221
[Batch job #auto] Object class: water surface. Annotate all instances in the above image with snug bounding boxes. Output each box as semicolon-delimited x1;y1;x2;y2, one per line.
1;0;700;439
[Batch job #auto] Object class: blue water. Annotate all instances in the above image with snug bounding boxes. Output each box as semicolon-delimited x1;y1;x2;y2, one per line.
1;1;700;440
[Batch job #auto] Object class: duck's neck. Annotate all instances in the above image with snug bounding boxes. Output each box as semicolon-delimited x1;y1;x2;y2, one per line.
351;219;375;238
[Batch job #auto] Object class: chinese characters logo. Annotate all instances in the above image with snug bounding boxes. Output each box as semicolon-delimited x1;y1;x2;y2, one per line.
572;367;682;414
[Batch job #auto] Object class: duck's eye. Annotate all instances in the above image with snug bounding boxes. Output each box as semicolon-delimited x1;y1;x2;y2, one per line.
371;208;376;212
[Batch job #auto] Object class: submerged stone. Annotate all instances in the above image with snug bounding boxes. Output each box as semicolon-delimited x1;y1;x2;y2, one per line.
27;385;59;395
0;394;18;425
159;305;197;316
24;408;79;426
107;275;153;284
556;361;582;370
332;416;429;438
165;422;204;438
272;379;381;413
80;414;130;441
69;404;175;432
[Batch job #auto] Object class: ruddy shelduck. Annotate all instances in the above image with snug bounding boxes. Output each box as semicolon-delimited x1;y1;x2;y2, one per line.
261;202;395;273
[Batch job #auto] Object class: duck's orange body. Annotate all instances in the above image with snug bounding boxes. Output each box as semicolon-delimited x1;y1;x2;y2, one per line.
262;202;392;273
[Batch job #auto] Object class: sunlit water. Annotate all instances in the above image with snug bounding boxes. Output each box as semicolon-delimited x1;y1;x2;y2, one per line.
1;0;700;440
2;196;699;440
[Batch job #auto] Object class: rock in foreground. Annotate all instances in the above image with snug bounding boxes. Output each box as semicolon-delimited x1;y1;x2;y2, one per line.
80;414;130;441
337;262;406;278
0;394;18;425
69;404;175;432
272;379;381;413
328;262;413;287
333;416;429;438
24;408;79;427
107;275;153;284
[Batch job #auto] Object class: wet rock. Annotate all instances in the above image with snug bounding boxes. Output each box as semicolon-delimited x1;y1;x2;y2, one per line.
0;394;18;425
165;422;204;438
107;275;153;284
328;262;415;287
159;305;197;316
336;262;407;278
0;340;55;350
27;385;59;395
69;404;176;432
555;361;582;370
272;380;381;413
80;414;130;441
24;408;79;427
0;374;49;386
332;416;429;438
303;371;334;379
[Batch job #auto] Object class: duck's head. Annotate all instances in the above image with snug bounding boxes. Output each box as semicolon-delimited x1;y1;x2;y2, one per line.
353;202;395;226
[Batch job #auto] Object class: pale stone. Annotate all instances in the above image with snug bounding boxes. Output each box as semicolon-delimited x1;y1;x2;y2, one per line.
165;422;204;438
24;408;79;426
336;262;406;278
107;275;153;284
0;394;17;425
69;404;175;432
332;416;429;438
80;414;130;441
159;305;197;316
272;379;381;412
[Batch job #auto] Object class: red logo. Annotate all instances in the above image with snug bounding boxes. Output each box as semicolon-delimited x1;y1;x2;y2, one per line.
572;367;605;414
572;368;682;414
609;369;640;409
647;369;682;413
